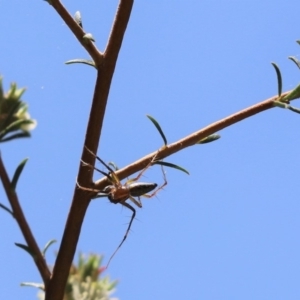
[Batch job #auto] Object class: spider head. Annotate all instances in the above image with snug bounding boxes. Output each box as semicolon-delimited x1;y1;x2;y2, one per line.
103;185;118;204
103;185;114;194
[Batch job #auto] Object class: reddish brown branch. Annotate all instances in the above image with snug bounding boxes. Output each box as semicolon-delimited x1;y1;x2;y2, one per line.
0;155;51;286
45;1;134;299
104;0;134;61
93;90;299;189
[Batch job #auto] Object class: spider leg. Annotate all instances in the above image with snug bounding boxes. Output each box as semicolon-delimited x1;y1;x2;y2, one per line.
127;151;160;184
142;165;167;199
128;195;142;208
76;180;105;194
84;146;119;184
106;201;136;268
81;159;114;182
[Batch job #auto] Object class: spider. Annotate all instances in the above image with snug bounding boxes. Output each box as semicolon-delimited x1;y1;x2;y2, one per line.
77;146;167;267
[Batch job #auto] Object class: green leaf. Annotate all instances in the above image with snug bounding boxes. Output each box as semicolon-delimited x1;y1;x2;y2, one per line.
271;62;282;97
83;33;95;42
21;282;45;290
288;56;300;69
282;84;300;101
15;243;36;259
1;100;23;130
65;59;96;69
74;11;83;28
146;115;167;146
296;40;300;46
197;134;221;144
0;132;31;143
11;158;28;191
288;105;300;114
154;161;189;175
42;239;57;256
0;203;13;216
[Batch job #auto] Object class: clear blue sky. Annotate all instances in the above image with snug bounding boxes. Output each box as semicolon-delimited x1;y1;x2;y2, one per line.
1;1;300;299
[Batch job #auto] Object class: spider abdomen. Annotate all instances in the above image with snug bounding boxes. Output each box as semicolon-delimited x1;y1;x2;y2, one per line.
128;182;157;197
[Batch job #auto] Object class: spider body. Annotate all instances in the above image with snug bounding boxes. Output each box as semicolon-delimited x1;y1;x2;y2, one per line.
78;146;167;267
103;182;158;205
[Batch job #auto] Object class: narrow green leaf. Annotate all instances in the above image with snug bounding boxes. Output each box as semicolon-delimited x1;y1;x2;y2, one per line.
15;243;36;259
287;105;300;114
146;115;167;145
21;282;45;290
1;100;23;130
65;59;96;69
288;56;300;69
11;158;28;191
42;239;57;256
282;84;300;101
83;33;95;42
0;203;13;216
0;132;31;143
197;134;221;144
271;62;282;97
7;83;17;99
11;87;26;101
74;11;83;28
296;40;300;46
154;161;189;175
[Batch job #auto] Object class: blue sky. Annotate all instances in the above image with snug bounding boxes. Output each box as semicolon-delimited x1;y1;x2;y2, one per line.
1;1;300;299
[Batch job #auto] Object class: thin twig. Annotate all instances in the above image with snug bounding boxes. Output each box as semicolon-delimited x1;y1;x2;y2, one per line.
0;155;51;286
45;1;134;299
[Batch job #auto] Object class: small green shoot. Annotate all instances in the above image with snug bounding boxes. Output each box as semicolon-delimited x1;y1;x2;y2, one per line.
42;239;57;257
15;243;36;259
74;11;83;28
0;203;13;216
108;161;119;171
83;33;95;43
65;59;96;69
197;134;220;144
21;282;45;290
